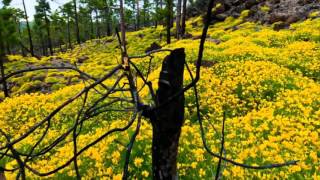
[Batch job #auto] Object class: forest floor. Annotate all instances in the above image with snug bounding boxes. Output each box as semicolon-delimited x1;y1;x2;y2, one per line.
1;12;320;179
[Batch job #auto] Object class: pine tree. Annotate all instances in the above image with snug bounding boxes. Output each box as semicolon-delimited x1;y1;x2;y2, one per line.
61;2;74;49
73;0;81;44
35;0;53;55
22;0;35;56
0;0;18;97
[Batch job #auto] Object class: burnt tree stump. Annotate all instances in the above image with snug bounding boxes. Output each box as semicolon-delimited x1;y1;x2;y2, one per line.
150;48;185;179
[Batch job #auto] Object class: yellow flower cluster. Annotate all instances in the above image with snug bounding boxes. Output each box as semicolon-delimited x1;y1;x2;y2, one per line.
1;13;319;179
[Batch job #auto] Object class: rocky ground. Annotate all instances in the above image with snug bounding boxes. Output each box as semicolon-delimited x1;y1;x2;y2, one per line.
209;0;320;29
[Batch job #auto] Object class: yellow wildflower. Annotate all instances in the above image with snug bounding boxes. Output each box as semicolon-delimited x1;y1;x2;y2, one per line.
134;157;144;168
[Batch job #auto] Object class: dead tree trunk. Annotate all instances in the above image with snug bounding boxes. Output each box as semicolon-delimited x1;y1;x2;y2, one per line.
149;48;185;179
0;31;9;98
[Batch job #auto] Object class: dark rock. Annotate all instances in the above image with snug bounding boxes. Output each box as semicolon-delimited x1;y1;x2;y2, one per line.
206;38;221;44
31;74;46;81
188;0;319;27
105;39;114;43
192;35;201;40
182;33;193;39
224;25;240;31
103;39;114;44
49;56;63;62
77;56;89;63
269;13;289;23
138;33;144;38
233;0;246;6
191;21;198;27
215;13;228;21
269;13;302;25
222;1;233;11
145;42;162;53
271;0;280;4
245;0;259;9
233;5;246;14
285;15;301;24
273;22;289;31
298;0;314;5
232;26;239;31
49;57;72;67
194;60;217;68
231;11;241;18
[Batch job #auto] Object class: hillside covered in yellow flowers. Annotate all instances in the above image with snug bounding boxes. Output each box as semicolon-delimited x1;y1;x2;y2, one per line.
1;13;320;179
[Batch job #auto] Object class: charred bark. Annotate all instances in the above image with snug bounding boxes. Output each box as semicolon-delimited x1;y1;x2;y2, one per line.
0;32;9;98
149;48;185;179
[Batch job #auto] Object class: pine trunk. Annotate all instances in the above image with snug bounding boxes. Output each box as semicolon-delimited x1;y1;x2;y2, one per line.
40;31;46;56
17;20;26;56
95;10;101;38
166;0;173;44
105;7;112;36
176;0;182;39
45;13;53;55
73;0;81;44
67;17;72;49
119;0;127;53
155;0;159;27
181;0;187;36
22;0;34;56
90;11;94;38
136;0;140;30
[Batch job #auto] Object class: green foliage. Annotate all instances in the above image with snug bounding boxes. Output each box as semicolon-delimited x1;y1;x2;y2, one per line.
0;4;18;53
